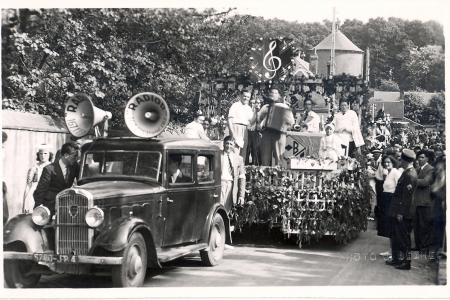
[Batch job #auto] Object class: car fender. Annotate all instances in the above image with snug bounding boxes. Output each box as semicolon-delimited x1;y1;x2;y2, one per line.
201;203;231;245
3;214;50;253
92;216;160;268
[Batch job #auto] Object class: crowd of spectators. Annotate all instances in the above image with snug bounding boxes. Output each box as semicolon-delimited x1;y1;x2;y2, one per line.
365;111;446;267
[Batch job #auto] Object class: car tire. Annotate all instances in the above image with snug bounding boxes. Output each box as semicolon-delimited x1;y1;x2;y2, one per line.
200;214;225;266
4;260;41;288
111;232;147;287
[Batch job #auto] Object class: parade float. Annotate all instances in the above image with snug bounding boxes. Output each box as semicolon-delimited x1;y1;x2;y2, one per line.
195;28;372;246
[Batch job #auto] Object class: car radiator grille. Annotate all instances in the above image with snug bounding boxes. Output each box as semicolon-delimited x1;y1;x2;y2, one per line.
57;193;90;255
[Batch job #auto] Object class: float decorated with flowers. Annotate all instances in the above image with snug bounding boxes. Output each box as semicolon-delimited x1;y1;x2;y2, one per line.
232;157;370;246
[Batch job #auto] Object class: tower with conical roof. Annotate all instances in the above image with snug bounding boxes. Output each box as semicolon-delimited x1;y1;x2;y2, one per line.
310;30;364;77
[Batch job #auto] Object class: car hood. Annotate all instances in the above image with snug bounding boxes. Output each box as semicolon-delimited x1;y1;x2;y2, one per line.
71;180;165;200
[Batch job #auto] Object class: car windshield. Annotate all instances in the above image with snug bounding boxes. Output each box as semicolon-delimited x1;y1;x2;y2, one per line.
80;150;162;182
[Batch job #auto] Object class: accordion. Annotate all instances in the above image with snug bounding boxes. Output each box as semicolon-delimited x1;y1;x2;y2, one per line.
266;103;292;131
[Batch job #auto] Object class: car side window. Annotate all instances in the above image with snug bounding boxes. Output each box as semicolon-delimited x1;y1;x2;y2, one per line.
136;152;161;182
167;153;193;185
197;155;214;183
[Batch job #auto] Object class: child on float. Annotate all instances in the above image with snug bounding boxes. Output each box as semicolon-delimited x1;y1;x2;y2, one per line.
318;123;343;162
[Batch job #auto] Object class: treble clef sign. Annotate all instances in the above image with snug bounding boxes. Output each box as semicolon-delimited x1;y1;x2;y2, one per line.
263;40;282;80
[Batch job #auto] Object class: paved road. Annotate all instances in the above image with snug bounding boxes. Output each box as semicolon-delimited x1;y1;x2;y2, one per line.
31;221;442;288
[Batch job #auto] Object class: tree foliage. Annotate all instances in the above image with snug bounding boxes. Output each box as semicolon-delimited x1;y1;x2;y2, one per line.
404;92;445;125
340;17;444;92
377;79;400;92
2;9;445;128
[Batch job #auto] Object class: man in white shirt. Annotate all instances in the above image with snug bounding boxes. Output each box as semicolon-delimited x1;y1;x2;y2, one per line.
334;99;364;157
184;111;210;141
220;136;245;214
297;98;320;133
228;90;257;158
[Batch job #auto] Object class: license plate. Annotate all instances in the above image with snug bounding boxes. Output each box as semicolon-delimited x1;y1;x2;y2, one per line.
33;253;78;263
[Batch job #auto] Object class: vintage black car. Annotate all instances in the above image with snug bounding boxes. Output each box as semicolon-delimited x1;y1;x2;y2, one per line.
3;137;230;287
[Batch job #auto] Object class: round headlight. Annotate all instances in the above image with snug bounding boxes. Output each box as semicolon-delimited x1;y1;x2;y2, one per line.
85;207;104;228
32;205;51;226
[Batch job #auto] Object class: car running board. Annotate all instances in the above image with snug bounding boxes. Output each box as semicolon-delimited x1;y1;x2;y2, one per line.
157;243;208;263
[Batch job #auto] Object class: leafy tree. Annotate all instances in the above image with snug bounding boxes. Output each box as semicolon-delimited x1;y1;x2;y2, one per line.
427;93;445;124
341;17;444;91
2;8;258;127
340;19;367;50
403;20;434;48
398;45;444;91
403;92;445;125
423;20;445;48
404;92;426;124
2;8;445;129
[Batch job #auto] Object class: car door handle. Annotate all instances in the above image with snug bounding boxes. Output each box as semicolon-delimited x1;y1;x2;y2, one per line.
213;194;219;198
167;198;174;203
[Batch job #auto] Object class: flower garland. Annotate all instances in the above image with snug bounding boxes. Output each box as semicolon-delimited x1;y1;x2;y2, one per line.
232;159;370;246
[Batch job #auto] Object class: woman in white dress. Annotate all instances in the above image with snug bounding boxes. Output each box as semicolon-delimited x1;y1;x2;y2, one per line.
22;144;53;213
318;123;343;162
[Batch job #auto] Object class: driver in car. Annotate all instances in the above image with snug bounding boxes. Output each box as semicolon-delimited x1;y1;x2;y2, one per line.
167;154;192;183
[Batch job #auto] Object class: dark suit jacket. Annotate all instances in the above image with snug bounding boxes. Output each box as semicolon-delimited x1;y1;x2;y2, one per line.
33;160;79;213
168;170;192;184
389;166;418;219
413;163;434;207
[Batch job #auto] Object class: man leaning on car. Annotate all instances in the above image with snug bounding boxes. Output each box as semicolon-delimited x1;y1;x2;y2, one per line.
34;142;80;214
220;136;246;214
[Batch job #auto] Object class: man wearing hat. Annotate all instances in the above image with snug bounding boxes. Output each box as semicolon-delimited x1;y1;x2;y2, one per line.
386;149;418;270
412;149;435;254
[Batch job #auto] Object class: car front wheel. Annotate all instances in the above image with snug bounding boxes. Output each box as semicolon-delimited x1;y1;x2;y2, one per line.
200;214;225;266
111;232;147;287
4;260;41;288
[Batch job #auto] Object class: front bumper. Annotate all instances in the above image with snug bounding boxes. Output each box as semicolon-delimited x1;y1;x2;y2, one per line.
3;251;123;265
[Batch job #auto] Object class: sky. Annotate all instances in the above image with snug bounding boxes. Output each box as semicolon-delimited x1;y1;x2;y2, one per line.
5;0;448;25
233;0;447;24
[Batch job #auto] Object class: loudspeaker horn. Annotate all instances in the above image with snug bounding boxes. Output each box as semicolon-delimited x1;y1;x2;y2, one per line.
124;92;170;138
65;93;112;138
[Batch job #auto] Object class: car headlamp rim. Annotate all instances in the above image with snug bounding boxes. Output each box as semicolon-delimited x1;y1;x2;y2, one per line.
85;206;104;228
31;205;51;226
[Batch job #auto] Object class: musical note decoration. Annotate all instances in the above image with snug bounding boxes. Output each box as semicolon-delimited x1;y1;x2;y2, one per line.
249;38;297;83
